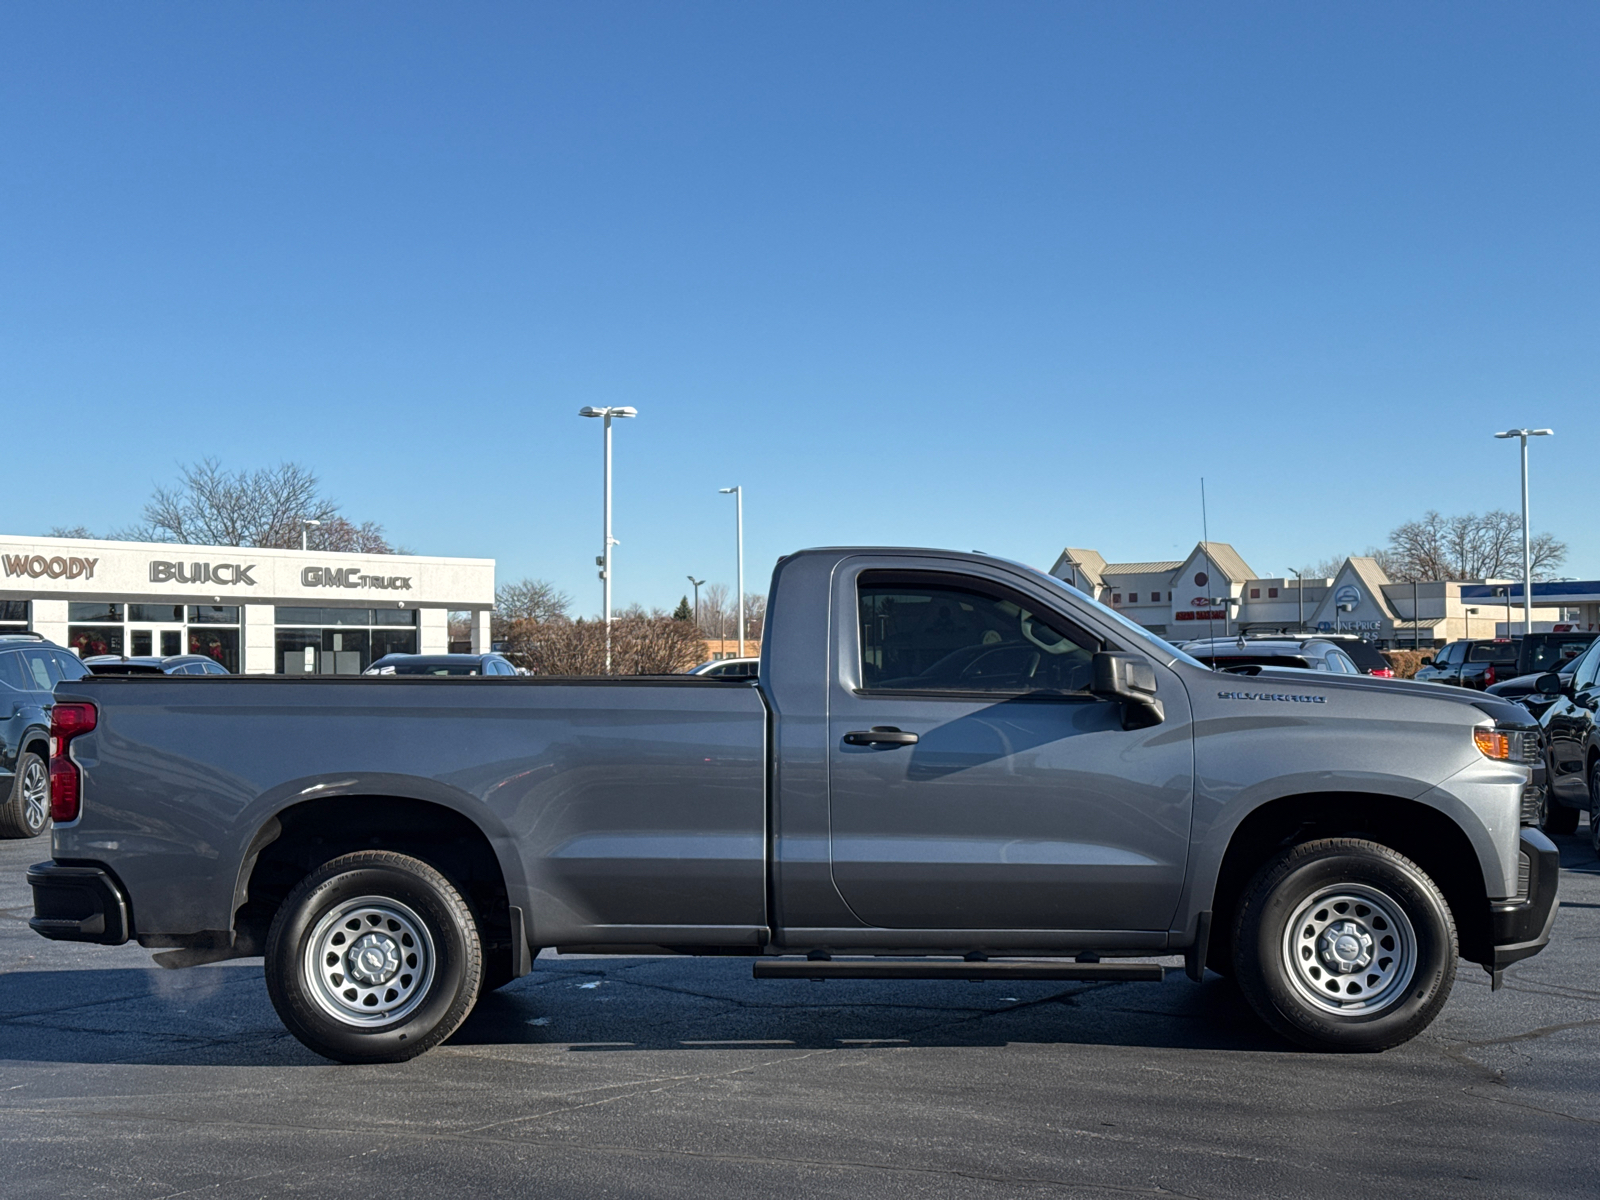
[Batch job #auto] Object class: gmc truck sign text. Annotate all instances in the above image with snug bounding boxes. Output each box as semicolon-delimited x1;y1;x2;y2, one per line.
301;566;413;590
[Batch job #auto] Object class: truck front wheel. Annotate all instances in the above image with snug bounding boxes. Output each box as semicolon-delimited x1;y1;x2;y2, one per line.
265;851;483;1063
1233;838;1456;1052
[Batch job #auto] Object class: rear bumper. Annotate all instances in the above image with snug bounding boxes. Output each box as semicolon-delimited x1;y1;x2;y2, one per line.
27;861;132;945
1488;830;1559;973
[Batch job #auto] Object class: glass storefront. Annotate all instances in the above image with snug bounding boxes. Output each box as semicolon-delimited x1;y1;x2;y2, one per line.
0;600;27;632
275;607;417;674
57;602;242;669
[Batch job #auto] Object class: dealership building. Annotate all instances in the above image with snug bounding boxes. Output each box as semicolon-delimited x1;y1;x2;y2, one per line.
0;533;495;674
1050;542;1598;646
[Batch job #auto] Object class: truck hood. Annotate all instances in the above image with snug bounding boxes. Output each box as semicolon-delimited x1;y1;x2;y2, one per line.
1190;665;1536;728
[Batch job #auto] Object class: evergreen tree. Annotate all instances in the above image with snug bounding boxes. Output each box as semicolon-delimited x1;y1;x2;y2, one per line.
672;596;693;622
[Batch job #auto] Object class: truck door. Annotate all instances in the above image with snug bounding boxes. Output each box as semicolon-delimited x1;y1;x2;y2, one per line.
826;563;1193;932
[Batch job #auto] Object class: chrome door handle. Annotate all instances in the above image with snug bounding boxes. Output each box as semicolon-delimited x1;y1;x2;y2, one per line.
843;727;919;747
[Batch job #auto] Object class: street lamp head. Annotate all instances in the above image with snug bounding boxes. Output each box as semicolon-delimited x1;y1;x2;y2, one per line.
1494;428;1555;439
578;406;638;418
718;486;739;494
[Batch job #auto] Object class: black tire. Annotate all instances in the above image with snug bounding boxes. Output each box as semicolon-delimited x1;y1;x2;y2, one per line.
265;851;483;1063
1589;768;1600;856
1542;794;1580;837
1233;838;1456;1052
0;750;50;839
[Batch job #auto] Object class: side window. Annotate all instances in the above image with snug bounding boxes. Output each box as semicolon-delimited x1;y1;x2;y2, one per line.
1333;651;1358;674
20;649;62;690
52;652;91;682
1575;644;1600;691
0;652;28;691
857;573;1100;695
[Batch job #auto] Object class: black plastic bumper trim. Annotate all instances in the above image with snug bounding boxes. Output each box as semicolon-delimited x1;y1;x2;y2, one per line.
753;959;1164;982
1488;830;1559;971
27;861;132;945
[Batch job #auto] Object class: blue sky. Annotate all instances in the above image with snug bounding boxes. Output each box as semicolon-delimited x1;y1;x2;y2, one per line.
4;3;1596;613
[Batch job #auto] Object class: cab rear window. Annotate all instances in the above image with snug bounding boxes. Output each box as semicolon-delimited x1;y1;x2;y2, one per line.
1468;644;1517;663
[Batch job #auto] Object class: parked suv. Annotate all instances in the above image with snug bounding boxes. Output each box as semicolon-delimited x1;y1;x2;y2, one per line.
84;654;229;676
1534;638;1600;845
1180;637;1363;675
1414;639;1521;690
0;633;92;838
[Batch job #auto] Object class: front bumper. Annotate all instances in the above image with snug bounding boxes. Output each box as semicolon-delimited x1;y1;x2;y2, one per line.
27;861;132;945
1487;829;1560;981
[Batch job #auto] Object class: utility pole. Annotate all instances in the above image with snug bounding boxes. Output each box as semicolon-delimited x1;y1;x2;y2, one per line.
1494;428;1553;636
1288;568;1305;630
579;405;638;672
719;486;745;657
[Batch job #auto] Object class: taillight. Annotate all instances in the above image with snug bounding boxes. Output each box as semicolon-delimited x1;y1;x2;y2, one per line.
1371;667;1394;678
48;702;97;823
1484;665;1496;686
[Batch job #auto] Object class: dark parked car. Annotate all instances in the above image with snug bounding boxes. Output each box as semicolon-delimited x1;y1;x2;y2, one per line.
1534;638;1600;846
83;654;229;676
1487;655;1583;717
1414;639;1521;690
1180;637;1363;675
0;632;92;838
364;653;519;676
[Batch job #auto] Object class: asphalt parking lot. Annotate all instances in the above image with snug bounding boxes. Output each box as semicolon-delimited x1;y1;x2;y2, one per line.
2;830;1597;1200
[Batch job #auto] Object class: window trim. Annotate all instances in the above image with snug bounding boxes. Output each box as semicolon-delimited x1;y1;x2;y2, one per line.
852;568;1108;702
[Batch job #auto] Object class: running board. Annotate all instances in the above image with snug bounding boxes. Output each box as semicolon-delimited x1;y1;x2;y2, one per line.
752;959;1164;982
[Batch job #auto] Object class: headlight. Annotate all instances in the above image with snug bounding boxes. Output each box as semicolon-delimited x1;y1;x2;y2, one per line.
1474;726;1539;762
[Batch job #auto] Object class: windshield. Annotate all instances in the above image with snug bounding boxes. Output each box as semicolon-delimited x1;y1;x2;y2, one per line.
1023;567;1209;670
391;662;481;675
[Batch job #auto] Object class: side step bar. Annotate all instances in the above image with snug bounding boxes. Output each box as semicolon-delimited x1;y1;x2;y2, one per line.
753;959;1164;982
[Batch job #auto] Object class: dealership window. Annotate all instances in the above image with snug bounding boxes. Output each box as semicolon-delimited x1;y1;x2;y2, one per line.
1249;588;1260;599
69;602;123;623
69;625;124;657
0;600;27;631
1129;593;1138;603
274;607;418;675
1268;587;1278;598
1112;594;1121;605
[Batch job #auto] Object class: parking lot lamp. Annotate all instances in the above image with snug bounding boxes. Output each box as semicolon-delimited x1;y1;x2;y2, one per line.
1287;568;1305;630
718;486;744;657
1465;607;1479;639
687;576;705;629
580;405;638;672
300;519;321;552
1494;428;1553;636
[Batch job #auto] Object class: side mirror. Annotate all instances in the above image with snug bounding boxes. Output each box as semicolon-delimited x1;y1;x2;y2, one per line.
1092;651;1164;729
1534;672;1564;698
1420;657;1434;666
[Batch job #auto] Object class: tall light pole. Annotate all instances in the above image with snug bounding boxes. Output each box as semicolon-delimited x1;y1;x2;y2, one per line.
301;519;321;551
579;405;638;672
687;576;705;629
719;486;744;657
1494;428;1553;636
1287;568;1305;630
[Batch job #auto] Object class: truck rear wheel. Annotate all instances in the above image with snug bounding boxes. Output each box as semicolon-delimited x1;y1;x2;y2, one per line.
265;851;483;1063
0;750;49;839
1233;838;1456;1052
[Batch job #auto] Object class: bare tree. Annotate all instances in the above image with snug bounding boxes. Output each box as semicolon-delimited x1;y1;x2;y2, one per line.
492;578;571;639
117;458;396;552
504;612;703;676
1384;510;1567;581
742;592;767;644
47;525;95;539
698;583;732;639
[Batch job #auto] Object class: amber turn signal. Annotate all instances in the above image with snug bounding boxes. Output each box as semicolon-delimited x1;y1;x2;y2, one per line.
1473;728;1512;760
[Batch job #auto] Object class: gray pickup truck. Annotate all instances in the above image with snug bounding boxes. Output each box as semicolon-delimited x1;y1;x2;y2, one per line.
29;548;1558;1062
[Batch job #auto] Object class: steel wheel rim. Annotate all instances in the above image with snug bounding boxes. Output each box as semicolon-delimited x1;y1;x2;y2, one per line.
1282;884;1417;1016
21;758;48;833
304;895;436;1028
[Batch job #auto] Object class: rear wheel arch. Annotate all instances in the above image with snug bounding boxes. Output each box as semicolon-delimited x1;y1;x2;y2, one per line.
236;796;520;973
1207;793;1491;972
